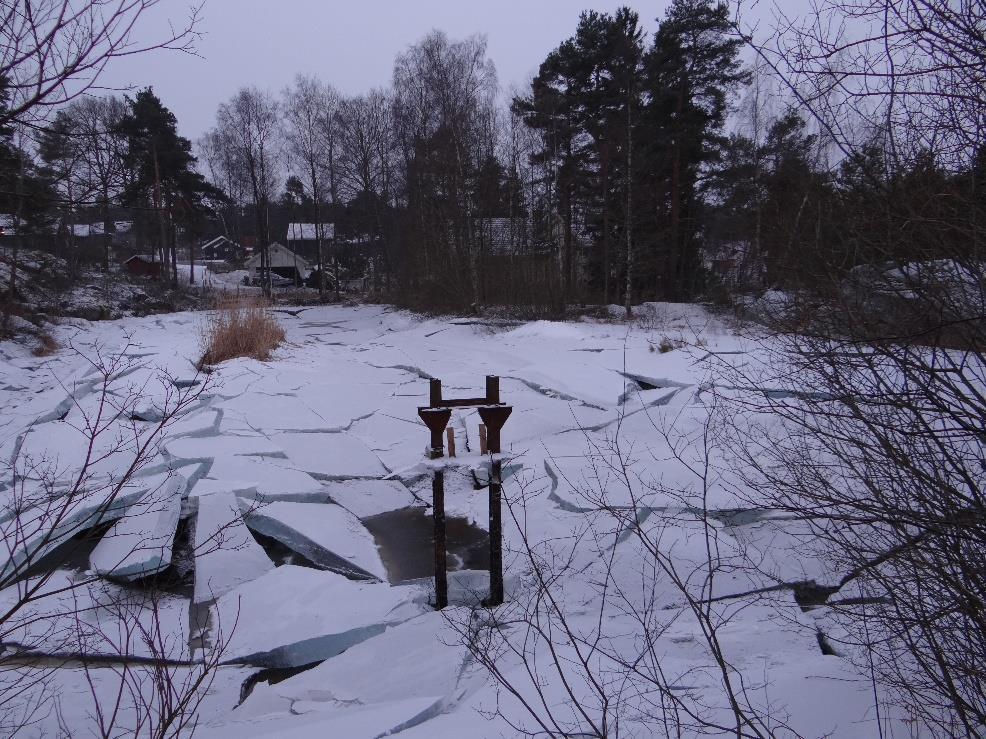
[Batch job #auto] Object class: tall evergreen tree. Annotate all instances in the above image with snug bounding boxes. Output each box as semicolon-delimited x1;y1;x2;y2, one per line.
641;0;747;300
514;7;644;306
118;88;218;285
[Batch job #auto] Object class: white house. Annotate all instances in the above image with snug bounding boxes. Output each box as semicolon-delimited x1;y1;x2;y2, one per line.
244;242;312;283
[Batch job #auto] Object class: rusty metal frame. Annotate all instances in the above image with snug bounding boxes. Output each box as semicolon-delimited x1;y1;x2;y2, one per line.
416;376;512;608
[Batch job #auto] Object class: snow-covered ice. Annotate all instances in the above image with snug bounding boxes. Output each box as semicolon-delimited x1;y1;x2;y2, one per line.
0;302;926;737
193;492;274;603
241;500;386;580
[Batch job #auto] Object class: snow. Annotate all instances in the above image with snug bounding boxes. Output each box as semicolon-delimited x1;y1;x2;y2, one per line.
269;431;386;478
0;302;932;737
323;478;418;518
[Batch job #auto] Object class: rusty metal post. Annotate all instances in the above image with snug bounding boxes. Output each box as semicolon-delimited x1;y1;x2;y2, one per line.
418;407;451;460
446;427;456;458
486;375;500;404
478;404;511;608
433;469;448;609
430;378;443;407
488;458;504;605
479;424;487;454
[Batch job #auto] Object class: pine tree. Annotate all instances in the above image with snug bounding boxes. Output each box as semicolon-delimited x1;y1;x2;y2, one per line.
641;0;748;300
513;7;644;306
119;88;218;285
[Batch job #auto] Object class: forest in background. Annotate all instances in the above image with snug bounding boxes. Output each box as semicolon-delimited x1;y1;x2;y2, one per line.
2;0;981;319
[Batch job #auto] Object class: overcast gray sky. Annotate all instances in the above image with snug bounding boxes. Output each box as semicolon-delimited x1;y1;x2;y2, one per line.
98;1;674;142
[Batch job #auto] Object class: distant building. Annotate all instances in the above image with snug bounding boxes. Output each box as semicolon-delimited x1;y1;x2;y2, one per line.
200;236;244;262
244;242;312;284
0;214;17;237
474;217;531;255
124;254;163;279
286;222;334;262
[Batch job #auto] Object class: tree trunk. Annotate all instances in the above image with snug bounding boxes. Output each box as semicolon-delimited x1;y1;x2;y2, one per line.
102;188;111;271
169;205;178;287
625;88;634;320
152;145;169;277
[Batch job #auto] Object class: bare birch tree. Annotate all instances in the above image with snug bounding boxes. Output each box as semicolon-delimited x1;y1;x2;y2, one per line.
283;74;337;297
0;0;202;129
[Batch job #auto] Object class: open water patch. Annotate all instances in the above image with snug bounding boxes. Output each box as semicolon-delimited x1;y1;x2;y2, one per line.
362;507;489;583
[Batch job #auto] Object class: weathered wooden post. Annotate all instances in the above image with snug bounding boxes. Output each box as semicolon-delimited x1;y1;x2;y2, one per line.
446;427;456;458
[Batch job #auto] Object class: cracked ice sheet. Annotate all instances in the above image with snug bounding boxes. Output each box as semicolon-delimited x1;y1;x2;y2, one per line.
201;697;442;739
165;433;283;460
193;492;273;603
89;475;185;580
232;613;475;734
269;431;385;478
0;569;190;659
212;565;424;667
189;455;325;501
324;479;418;518
241;501;386;580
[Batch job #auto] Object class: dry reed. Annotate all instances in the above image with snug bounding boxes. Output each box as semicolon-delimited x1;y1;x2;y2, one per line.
199;297;285;367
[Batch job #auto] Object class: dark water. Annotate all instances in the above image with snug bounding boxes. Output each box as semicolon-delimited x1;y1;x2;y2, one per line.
362;507;490;583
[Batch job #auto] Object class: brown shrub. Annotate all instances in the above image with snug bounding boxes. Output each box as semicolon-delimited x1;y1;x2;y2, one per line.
32;333;59;357
199;297;285;368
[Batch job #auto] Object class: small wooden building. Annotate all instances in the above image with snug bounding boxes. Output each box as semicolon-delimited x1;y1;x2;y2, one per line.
200;236;244;262
124;255;163;279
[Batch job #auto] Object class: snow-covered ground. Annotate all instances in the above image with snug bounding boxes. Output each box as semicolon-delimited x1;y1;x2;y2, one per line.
0;303;916;737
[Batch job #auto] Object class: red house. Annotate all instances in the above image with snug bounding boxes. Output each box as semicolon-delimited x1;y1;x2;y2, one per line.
124;255;163;279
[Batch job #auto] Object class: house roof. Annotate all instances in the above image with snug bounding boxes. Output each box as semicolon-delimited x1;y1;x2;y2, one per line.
202;235;240;250
125;254;156;264
287;223;335;241
244;242;312;270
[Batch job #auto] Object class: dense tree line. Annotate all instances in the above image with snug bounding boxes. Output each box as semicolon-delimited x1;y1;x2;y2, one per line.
2;0;982;315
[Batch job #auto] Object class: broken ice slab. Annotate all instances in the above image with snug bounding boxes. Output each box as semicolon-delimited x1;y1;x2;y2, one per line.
213;565;423;667
165;434;284;461
0;568;191;659
193;492;274;603
322;479;418;518
89;475;186;580
235;614;470;733
189;455;325;501
269;432;386;478
240;500;386;581
0;483;147;582
199;696;442;739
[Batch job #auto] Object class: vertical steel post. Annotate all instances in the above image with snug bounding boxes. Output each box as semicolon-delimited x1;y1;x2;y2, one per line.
430;378;443;407
433;469;448;609
488;458;504;606
486;375;500;404
487;408;504;607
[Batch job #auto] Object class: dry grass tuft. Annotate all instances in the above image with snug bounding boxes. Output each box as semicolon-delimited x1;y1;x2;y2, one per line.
32;333;59;357
199;297;285;368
